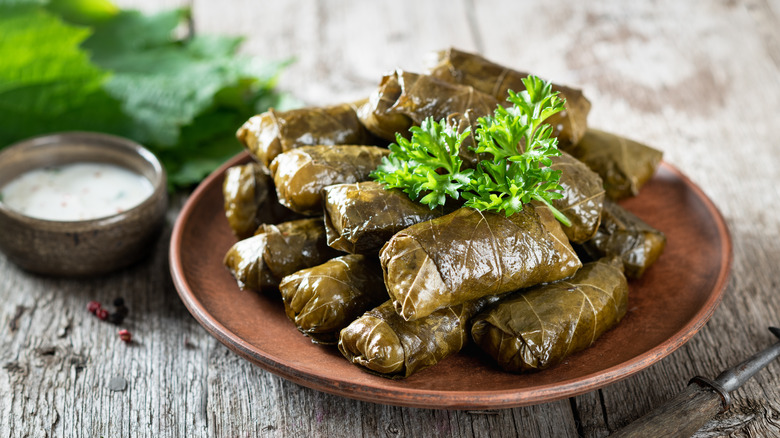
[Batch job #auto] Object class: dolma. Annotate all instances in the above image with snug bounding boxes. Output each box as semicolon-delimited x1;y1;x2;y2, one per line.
356;75;412;141
222;162;301;239
278;254;387;344
580;199;666;279
338;296;498;378
223;218;341;291
471;257;628;373
380;205;582;321
563;129;663;200
322;181;445;254
428;47;591;147
549;152;605;244
237;101;374;167
269;145;389;215
358;70;498;142
222;162;271;239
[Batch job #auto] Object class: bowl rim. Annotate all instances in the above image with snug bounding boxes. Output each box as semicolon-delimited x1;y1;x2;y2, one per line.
0;131;167;228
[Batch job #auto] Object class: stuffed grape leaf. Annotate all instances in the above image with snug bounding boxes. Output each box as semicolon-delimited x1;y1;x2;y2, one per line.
471;257;628;372
380;205;581;321
279;254;387;344
269;145;389;215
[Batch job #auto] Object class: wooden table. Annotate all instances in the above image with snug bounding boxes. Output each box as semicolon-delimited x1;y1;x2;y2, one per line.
3;1;779;436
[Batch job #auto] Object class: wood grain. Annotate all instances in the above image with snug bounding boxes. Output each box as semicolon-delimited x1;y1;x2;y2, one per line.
3;0;780;436
610;384;725;438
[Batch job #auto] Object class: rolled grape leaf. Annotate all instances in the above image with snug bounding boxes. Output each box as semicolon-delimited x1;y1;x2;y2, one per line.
548;151;605;244
222;162;301;239
237;100;374;167
380;205;582;321
471;257;628;373
338;296;498;378
580;199;666;278
222;162;271;239
278;254;387;345
356;74;412;141
358;69;498;142
563;129;663;200
269;145;389;215
223;217;341;291
428;47;591;147
322;181;446;254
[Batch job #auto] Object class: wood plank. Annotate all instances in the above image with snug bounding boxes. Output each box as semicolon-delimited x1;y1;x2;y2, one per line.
3;0;780;436
192;0;479;106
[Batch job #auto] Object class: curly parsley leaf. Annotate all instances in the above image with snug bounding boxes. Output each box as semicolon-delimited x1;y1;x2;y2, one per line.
464;76;570;224
370;117;474;209
371;75;571;226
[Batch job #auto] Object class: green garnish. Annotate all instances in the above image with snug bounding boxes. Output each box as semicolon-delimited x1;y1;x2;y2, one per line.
370;118;474;209
371;75;571;226
0;0;291;189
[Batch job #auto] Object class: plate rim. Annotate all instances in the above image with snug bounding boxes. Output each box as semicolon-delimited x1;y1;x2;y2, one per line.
169;151;733;409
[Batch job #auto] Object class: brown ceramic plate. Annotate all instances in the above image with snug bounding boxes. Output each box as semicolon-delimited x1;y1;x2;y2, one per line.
170;152;732;410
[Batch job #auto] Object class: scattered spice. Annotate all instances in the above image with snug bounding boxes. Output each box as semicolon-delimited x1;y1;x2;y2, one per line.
87;298;128;324
109;305;129;325
87;298;134;344
95;308;109;321
118;329;132;343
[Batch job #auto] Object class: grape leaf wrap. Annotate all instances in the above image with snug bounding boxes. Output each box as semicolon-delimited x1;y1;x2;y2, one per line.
338;296;498;378
237;101;373;167
428;47;591;148
563;129;663;200
322;181;446;254
223;218;341;291
548;152;605;244
470;257;628;373
380;205;582;321
358;69;498;142
580;199;666;278
269;145;389;215
278;254;387;345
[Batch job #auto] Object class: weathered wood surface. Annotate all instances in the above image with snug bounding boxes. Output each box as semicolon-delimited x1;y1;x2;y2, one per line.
2;0;780;436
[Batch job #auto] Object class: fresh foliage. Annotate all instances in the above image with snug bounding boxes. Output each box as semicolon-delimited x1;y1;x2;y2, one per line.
464;77;570;224
370;118;473;209
371;75;571;225
0;0;291;188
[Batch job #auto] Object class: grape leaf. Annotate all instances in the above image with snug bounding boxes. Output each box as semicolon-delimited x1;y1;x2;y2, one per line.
0;1;290;189
0;4;129;144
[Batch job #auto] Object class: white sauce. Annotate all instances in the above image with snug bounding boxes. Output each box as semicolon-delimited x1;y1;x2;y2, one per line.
0;162;154;221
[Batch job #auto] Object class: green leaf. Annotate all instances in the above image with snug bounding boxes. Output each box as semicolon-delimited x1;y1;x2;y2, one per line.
372;75;571;225
371;117;473;209
82;8;186;59
0;2;289;189
463;76;569;223
0;4;130;146
46;0;119;25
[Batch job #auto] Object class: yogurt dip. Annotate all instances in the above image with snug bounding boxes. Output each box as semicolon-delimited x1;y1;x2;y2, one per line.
0;162;154;221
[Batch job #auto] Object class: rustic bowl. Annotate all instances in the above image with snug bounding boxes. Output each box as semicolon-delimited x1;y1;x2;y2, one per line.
0;132;168;276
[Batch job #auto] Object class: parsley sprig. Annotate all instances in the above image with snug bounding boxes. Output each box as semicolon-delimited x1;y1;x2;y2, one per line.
463;76;570;224
370;118;474;208
371;75;571;226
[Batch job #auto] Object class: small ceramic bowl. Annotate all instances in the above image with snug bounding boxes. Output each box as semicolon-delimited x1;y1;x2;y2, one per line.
0;132;168;276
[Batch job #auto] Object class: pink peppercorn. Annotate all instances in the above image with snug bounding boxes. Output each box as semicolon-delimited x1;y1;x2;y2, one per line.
87;301;101;315
96;308;109;321
118;329;132;343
